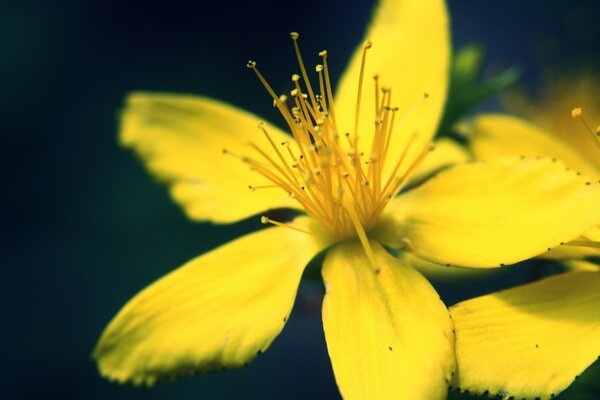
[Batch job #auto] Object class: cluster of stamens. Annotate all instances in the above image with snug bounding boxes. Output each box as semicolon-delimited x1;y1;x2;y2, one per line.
224;32;432;253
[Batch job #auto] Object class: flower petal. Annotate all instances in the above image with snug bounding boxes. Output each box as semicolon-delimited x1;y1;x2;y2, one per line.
543;225;600;261
503;72;600;167
334;0;450;175
93;218;327;385
450;272;600;399
120;92;299;223
410;138;470;185
374;157;600;268
321;240;454;400
472;114;599;178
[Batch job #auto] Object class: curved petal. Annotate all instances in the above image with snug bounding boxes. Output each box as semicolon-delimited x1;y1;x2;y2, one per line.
563;259;600;272
93;217;327;385
321;240;454;400
503;72;600;167
472;114;599;178
373;157;600;268
450;272;600;400
334;0;450;177
543;225;600;261
120;92;300;223
409;138;470;186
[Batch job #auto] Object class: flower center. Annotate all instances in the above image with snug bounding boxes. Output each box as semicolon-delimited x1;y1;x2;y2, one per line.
226;33;431;252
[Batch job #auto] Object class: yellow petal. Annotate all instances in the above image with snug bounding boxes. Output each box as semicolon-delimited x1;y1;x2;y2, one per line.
334;0;450;177
472;114;599;178
373;157;600;268
322;240;454;400
543;225;600;261
563;259;600;272
450;272;600;400
93;217;327;385
503;72;600;168
397;251;490;282
409;138;470;185
120;92;299;223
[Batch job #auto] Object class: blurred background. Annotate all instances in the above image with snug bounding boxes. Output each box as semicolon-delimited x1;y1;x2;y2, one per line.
2;0;599;398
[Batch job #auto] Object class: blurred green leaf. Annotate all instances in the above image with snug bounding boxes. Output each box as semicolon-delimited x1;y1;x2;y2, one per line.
438;44;521;140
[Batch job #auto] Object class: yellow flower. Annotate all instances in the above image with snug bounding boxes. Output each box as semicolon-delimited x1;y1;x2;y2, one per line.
471;74;600;270
449;73;600;399
93;2;600;399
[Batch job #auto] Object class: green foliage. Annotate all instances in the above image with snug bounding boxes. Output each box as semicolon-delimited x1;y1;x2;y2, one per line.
438;44;520;140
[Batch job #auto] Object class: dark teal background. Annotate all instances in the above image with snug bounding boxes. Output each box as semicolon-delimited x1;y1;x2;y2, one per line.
3;0;599;398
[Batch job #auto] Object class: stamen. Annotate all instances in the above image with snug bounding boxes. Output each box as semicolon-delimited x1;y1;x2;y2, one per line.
260;216;314;235
239;36;439;250
319;50;338;131
571;107;600;151
354;41;372;137
290;32;319;112
248;184;278;192
346;205;378;269
247;60;296;131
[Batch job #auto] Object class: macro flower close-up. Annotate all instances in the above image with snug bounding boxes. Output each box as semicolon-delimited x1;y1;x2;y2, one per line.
6;0;600;399
90;0;600;399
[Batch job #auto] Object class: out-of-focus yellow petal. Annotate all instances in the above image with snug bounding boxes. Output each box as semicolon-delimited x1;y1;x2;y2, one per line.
503;72;600;167
93;217;327;385
373;158;600;268
409;138;470;185
563;259;600;271
543;225;600;261
398;252;490;282
450;272;600;400
472;114;599;178
120;93;299;223
321;240;454;400
334;0;450;178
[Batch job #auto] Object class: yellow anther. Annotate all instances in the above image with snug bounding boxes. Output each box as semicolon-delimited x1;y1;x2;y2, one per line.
290;32;300;40
248;185;256;192
246;60;256;69
260;215;314;235
318;50;328;57
315;64;323;72
571;107;583;118
292;74;301;82
363;40;373;49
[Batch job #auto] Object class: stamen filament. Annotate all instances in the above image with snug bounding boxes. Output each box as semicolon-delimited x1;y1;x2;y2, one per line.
290;32;320;113
354;41;372;137
571;107;600;152
260;216;314;236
